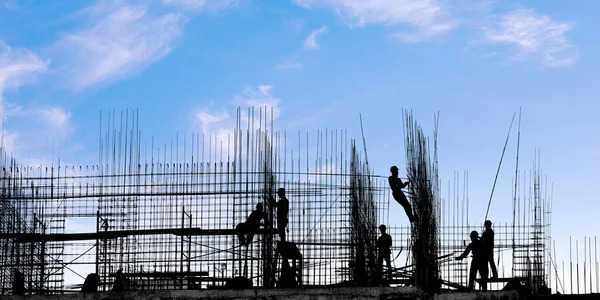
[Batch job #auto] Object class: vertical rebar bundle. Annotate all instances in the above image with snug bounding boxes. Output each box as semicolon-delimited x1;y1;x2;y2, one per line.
402;110;440;291
348;141;377;286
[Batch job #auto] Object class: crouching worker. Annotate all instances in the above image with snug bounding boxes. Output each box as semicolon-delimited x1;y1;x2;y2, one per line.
236;203;266;246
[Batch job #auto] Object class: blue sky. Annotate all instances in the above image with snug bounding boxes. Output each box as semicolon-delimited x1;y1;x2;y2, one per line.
1;0;599;289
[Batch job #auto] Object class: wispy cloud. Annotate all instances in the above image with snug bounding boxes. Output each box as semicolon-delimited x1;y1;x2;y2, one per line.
234;85;281;120
0;43;76;158
162;0;238;11
480;51;498;59
0;43;48;100
0;43;48;119
55;2;183;88
38;107;73;135
275;62;302;70
293;0;456;43
195;85;282;138
275;55;302;70
304;25;329;50
480;8;578;68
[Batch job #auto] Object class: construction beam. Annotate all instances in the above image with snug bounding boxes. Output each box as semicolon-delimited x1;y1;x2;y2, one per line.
0;228;279;242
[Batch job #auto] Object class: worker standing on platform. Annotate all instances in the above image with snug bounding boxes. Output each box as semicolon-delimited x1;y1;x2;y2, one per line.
236;203;266;246
388;166;415;222
269;188;290;242
12;269;24;295
455;231;489;290
377;225;393;281
481;220;498;278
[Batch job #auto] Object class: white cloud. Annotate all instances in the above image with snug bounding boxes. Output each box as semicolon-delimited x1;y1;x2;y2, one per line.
196;109;230;133
480;51;498;59
39;107;73;134
56;3;183;88
304;26;329;50
0;43;48;103
275;55;302;70
195;85;282;138
162;0;238;11
0;43;48;154
234;85;281;120
275;62;302;70
293;0;455;43
481;8;578;68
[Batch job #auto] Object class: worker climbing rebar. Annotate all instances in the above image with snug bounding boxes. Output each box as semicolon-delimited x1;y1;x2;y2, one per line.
388;165;415;222
455;231;489;291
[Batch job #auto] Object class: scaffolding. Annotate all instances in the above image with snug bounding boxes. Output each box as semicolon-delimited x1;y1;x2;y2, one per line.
0;108;557;295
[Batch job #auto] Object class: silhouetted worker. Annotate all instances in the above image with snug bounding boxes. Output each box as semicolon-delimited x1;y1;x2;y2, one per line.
12;269;25;295
388;166;415;222
481;220;498;278
81;273;100;293
236;203;266;246
455;231;489;291
269;188;290;242
112;269;125;292
377;224;393;281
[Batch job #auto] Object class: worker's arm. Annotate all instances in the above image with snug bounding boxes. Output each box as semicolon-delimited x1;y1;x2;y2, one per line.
400;178;409;188
268;196;277;207
455;244;472;260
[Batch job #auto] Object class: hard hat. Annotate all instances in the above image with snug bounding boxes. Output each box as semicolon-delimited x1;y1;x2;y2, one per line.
390;166;399;172
470;230;479;238
379;224;387;230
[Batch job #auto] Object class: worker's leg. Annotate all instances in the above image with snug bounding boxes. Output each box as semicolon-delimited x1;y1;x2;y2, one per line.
468;260;477;290
246;232;255;244
488;254;498;278
385;255;392;280
478;260;489;291
235;223;247;245
377;253;384;280
393;192;414;222
246;225;260;244
277;217;287;242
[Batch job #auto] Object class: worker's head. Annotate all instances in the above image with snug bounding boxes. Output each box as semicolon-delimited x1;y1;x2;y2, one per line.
277;188;285;197
379;224;387;233
484;220;492;229
390;165;399;175
256;202;263;211
470;230;479;242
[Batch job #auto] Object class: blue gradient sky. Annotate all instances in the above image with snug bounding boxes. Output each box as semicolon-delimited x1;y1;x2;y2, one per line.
0;0;598;287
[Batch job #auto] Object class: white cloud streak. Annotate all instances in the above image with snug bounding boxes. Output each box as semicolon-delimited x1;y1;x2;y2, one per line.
481;8;578;68
0;43;48;102
162;0;238;11
38;107;73;135
304;26;329;50
56;3;183;88
0;43;76;160
293;0;455;43
0;43;48;153
195;85;282;139
275;62;302;70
